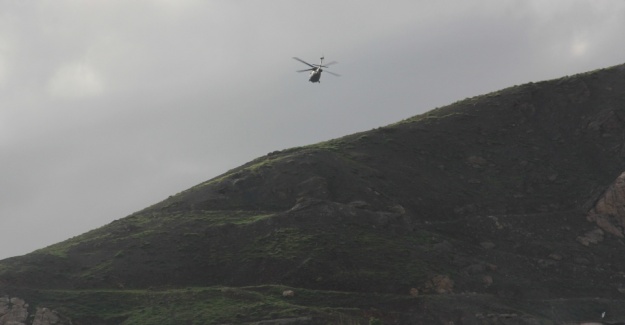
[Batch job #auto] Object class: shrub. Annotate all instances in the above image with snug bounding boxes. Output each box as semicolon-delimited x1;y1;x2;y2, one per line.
369;317;382;325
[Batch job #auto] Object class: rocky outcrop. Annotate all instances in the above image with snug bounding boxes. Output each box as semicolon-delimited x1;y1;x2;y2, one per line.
0;296;65;325
587;172;625;237
32;308;62;325
424;275;454;294
0;296;28;325
576;228;605;246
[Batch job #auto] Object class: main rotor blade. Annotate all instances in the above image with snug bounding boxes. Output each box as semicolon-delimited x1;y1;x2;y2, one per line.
314;61;337;69
325;70;341;77
297;68;314;73
292;57;315;68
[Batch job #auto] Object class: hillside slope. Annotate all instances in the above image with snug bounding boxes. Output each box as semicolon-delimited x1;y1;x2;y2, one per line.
2;64;625;324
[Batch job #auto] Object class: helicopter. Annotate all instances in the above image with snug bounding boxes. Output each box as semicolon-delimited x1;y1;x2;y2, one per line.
293;56;340;83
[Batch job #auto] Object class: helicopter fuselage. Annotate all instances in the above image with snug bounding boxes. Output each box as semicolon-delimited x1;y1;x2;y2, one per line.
308;69;322;83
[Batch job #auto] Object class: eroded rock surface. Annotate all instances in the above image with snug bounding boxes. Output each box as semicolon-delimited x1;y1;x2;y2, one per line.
588;172;625;237
0;296;64;325
0;296;28;325
32;308;62;325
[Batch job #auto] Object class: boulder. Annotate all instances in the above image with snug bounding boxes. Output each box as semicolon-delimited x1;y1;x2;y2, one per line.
0;296;28;325
587;172;625;237
425;275;454;294
0;296;65;325
32;307;62;325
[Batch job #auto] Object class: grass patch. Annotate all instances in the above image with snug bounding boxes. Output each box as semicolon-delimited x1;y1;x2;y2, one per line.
28;286;390;324
246;227;315;260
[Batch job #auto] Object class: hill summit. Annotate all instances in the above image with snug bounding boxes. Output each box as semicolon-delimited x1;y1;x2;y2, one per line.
2;63;625;324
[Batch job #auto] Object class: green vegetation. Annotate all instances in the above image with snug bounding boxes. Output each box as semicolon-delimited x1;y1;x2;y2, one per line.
304;138;346;151
247;227;315;260
369;317;382;325
22;286;416;324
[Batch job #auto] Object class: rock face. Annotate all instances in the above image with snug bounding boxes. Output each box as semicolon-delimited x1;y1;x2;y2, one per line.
0;296;28;325
425;275;454;294
32;308;61;325
588;172;625;237
0;296;64;325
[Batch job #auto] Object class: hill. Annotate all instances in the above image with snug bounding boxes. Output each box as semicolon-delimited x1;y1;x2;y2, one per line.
2;63;625;324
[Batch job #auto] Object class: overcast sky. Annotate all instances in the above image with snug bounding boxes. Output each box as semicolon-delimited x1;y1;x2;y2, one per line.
1;0;624;259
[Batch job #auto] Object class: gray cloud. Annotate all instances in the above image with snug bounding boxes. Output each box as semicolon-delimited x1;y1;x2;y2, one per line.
1;0;625;258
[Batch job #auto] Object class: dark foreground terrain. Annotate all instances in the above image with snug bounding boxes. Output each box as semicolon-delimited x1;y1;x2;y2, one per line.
2;64;625;324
